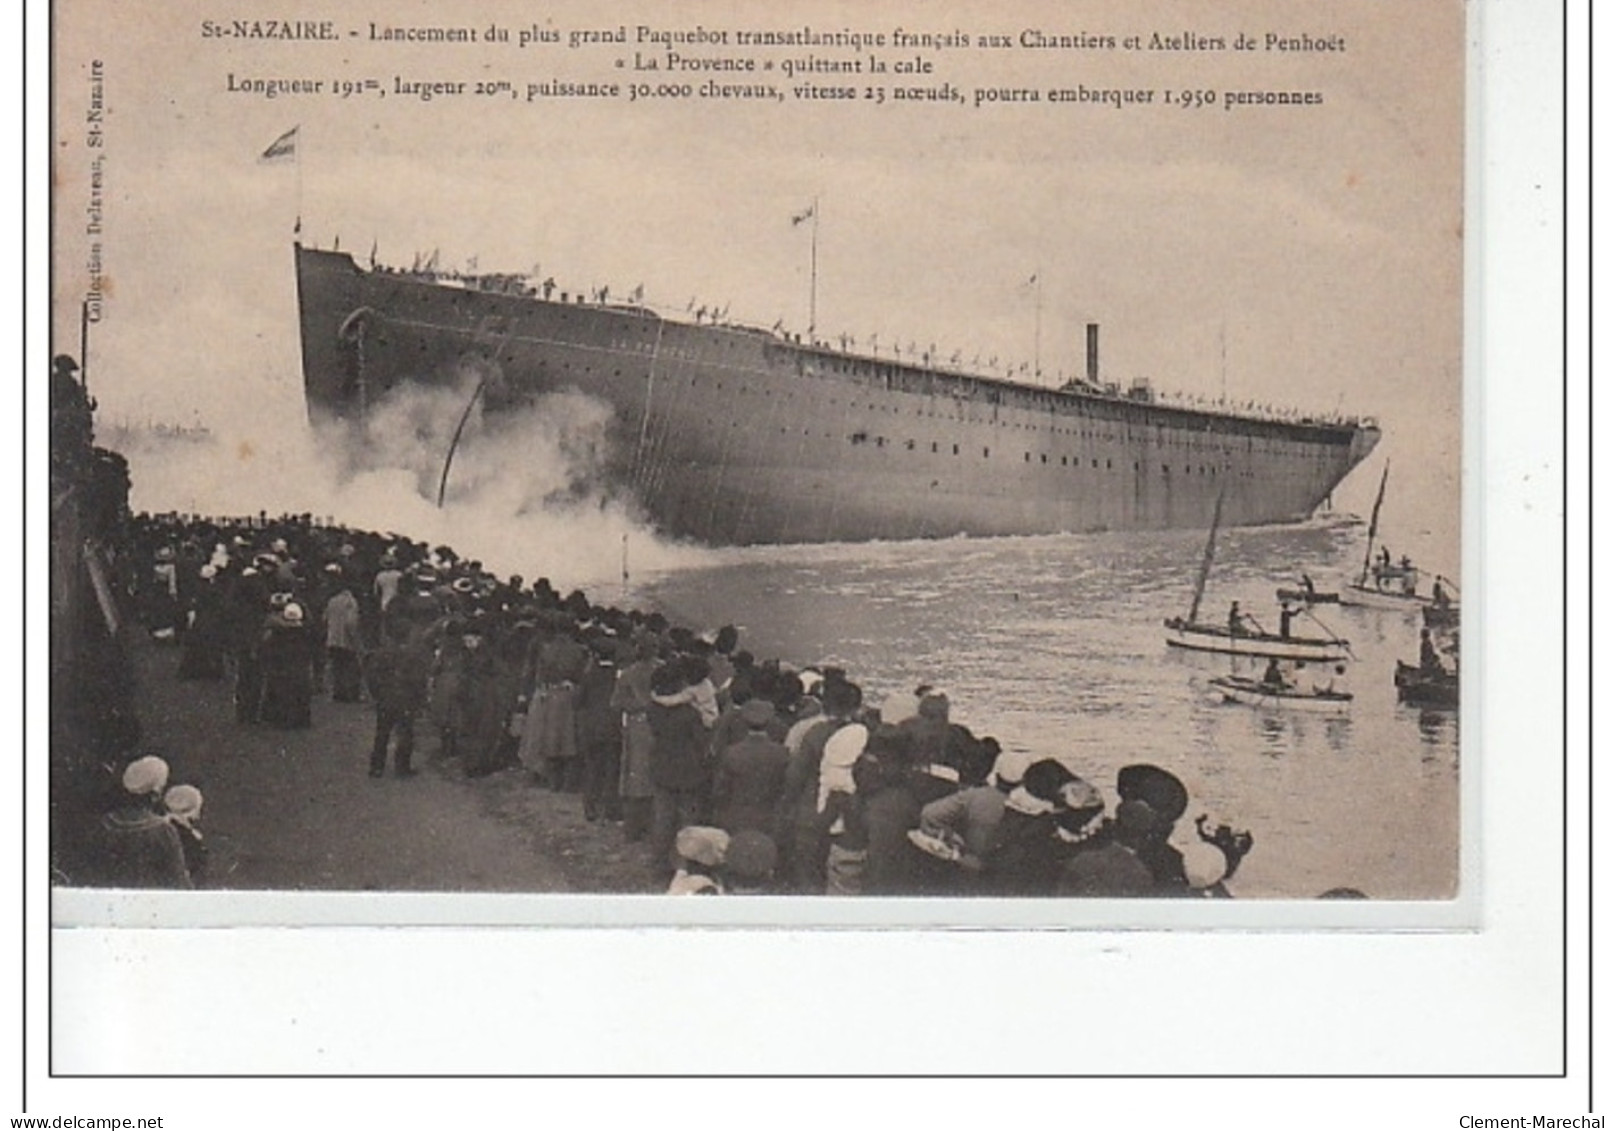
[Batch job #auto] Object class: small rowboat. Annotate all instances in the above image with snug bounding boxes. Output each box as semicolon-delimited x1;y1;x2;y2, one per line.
1340;579;1433;612
1276;586;1340;605
1165;617;1351;662
1211;675;1353;714
1395;661;1459;708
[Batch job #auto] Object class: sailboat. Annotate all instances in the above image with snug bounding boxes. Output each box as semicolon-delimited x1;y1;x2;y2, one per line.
1339;462;1456;613
1164;491;1352;662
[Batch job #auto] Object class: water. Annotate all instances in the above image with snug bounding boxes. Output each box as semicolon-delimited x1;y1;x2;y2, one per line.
113;422;1460;901
621;518;1460;901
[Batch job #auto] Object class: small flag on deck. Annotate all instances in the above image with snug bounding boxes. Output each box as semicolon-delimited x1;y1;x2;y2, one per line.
259;126;299;164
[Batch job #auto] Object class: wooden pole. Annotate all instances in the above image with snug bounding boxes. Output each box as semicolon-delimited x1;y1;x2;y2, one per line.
436;376;489;507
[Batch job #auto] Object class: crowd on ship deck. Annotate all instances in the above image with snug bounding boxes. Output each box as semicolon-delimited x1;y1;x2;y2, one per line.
93;510;1254;896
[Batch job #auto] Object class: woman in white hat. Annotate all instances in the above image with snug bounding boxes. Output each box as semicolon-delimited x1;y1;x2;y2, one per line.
258;602;315;728
162;784;208;886
98;756;193;889
176;564;227;681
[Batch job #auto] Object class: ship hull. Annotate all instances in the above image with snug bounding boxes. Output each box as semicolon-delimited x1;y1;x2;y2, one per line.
296;245;1381;546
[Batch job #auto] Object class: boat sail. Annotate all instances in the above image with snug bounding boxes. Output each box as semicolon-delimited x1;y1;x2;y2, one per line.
1164;490;1351;662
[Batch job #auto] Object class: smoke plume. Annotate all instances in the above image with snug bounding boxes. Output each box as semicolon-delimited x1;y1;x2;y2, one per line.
112;369;706;589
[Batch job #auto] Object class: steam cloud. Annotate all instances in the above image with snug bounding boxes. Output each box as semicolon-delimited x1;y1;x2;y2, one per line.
113;369;706;590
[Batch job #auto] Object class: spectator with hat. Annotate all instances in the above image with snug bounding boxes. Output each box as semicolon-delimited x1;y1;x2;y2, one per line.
258;602;314;728
176;565;227;681
668;826;729;894
1056;798;1160;898
98;756;192;889
455;620;512;779
1113;763;1191;893
366;618;432;778
162;783;208;886
611;635;659;842
324;578;364;703
983;758;1082;896
780;677;863;892
647;663;711;873
710;697;789;836
575;633;624;819
517;613;589;791
914;742;1022;891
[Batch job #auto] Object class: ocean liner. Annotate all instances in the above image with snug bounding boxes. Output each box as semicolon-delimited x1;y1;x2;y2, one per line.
296;243;1380;546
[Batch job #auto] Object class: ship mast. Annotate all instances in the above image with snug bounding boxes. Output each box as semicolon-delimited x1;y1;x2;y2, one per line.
808;195;820;335
1219;318;1227;404
1033;269;1043;383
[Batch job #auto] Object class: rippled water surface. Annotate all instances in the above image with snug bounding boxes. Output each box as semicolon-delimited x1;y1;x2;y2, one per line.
623;519;1461;900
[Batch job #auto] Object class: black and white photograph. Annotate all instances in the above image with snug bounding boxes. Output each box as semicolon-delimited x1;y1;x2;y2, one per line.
30;0;1576;1103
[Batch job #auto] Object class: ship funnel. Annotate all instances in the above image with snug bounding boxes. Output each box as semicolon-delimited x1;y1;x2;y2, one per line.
1086;323;1100;383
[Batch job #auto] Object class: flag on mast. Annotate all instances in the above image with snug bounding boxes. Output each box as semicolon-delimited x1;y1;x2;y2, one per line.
259;126;299;164
791;202;816;226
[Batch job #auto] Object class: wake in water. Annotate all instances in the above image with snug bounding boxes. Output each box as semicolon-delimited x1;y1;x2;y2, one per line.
114;368;708;589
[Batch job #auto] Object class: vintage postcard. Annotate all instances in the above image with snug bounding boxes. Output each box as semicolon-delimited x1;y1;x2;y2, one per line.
32;0;1587;1102
49;0;1467;928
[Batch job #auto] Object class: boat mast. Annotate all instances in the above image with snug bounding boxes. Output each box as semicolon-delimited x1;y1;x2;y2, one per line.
1358;462;1389;585
1187;488;1225;625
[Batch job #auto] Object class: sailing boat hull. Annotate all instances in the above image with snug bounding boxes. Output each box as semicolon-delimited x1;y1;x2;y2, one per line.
1340;583;1431;612
1164;618;1350;661
1394;660;1459;708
